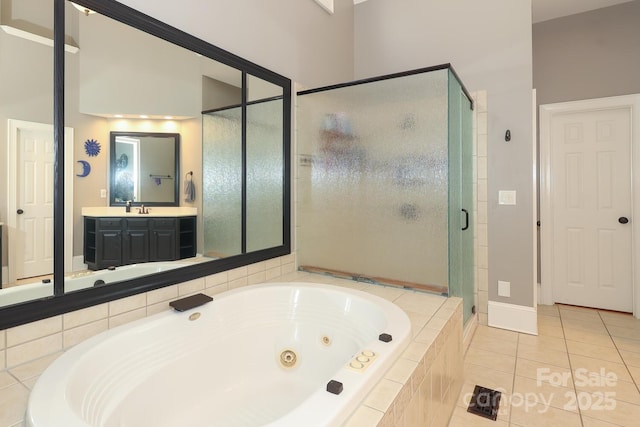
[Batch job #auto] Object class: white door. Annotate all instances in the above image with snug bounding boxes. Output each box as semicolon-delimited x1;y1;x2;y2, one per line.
550;107;632;312
16;126;55;279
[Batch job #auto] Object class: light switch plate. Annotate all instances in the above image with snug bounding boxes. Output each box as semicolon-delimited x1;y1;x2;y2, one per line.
498;190;516;205
100;189;107;198
498;280;511;297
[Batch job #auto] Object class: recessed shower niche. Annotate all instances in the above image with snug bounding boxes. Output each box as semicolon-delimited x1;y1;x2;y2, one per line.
297;65;475;322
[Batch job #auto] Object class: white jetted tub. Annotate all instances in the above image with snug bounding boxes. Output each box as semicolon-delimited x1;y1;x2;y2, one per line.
26;282;411;427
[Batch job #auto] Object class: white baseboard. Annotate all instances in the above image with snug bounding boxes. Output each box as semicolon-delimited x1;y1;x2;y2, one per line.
488;300;538;335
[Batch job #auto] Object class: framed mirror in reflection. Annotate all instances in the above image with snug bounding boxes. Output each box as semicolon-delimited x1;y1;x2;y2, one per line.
0;0;291;329
110;132;180;206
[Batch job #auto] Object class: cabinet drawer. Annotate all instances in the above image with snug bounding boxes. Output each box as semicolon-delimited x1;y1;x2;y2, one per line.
151;218;176;229
126;218;149;229
97;219;122;230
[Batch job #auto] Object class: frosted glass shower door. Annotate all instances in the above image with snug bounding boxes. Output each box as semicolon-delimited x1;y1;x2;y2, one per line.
202;108;242;258
297;70;451;292
448;71;475;323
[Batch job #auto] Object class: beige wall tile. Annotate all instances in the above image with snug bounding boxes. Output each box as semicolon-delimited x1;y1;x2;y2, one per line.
265;258;280;270
402;340;429;363
146;301;172;317
279;253;295;265
205;271;228;287
6;316;62;347
109;307;146;329
477;179;488;203
63;319;109;349
228;277;248;290
8;352;61;382
0;383;29;427
0;371;17;389
385;357;418;385
247;261;266;275
178;278;205;296
203;283;228;298
281;262;296;274
342;404;383;427
363;378;403;412
63;303;108;329
265;266;282;281
227;266;248;281
6;334;62;368
109;293;146;316
476;91;487;113
146;285;179;305
247;271;266;285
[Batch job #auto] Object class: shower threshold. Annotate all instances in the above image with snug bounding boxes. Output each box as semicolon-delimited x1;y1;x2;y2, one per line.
298;265;448;296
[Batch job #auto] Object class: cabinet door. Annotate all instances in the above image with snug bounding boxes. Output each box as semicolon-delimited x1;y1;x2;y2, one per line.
97;230;122;268
123;229;149;264
150;219;177;261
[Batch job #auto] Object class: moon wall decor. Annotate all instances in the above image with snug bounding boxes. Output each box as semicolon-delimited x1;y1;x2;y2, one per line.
77;160;91;177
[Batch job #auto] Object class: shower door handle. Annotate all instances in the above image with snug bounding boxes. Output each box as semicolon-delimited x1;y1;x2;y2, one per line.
462;208;469;231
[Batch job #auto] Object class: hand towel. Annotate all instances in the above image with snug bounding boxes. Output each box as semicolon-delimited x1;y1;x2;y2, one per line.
184;179;196;202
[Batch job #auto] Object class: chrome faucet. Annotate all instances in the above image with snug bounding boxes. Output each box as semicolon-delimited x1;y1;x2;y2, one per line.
138;205;149;214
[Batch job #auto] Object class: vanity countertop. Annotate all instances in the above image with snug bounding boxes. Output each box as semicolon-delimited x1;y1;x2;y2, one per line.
82;207;197;217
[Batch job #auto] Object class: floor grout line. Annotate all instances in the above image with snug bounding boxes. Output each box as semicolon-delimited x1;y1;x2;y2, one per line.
598;310;640;396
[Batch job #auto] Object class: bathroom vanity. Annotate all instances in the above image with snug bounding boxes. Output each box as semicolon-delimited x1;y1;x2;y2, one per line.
82;208;197;271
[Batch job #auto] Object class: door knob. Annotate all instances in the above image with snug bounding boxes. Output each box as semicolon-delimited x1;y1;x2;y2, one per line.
619;216;629;224
17;209;24;215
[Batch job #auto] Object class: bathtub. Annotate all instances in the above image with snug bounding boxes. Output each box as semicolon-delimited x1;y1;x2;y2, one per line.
26;282;411;427
0;262;187;308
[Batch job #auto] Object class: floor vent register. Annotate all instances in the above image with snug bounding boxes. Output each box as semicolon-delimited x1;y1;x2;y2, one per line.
467;385;501;421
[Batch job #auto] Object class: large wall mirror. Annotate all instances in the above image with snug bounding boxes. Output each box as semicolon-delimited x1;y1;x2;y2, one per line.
0;0;291;329
110;132;180;206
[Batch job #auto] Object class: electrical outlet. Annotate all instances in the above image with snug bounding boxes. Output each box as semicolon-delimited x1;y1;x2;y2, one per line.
498;280;511;297
100;189;107;198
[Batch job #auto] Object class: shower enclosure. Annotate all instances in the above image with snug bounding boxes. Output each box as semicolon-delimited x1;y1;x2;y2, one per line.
202;98;284;258
297;65;474;322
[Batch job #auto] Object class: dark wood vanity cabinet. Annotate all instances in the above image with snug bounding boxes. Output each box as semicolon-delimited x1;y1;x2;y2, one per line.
84;216;196;270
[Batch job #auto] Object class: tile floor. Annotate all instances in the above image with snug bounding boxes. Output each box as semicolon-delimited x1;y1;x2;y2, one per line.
449;304;640;427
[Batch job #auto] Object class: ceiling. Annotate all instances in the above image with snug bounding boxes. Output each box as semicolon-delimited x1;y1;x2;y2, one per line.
532;0;635;23
351;0;635;23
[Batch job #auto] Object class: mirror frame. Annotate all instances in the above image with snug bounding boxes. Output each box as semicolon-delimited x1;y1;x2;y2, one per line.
0;0;292;329
109;131;181;207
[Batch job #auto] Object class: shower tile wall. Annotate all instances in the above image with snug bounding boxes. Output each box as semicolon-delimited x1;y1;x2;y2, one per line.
473;91;489;326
